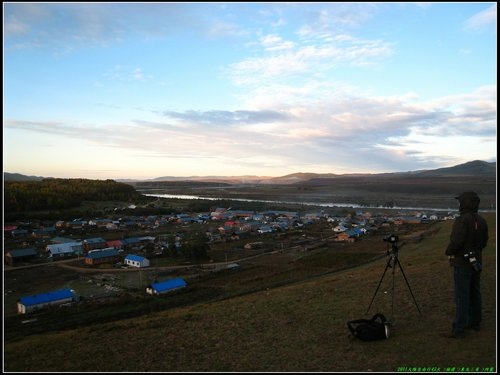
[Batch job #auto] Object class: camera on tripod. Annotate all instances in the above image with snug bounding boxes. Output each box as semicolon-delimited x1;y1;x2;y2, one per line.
383;234;399;244
366;232;421;316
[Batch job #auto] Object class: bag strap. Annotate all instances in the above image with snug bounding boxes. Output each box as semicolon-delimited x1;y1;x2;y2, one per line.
471;213;479;249
372;313;388;324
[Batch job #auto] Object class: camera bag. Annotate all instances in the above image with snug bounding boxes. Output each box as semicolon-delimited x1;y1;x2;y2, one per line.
347;313;390;341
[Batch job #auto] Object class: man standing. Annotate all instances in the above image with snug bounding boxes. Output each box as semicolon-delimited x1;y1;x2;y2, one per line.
445;191;489;338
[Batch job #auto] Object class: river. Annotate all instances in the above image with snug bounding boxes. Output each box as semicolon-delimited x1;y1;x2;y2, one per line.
142;193;462;212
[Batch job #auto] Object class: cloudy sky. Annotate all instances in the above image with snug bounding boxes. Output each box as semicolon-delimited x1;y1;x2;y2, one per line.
3;2;497;179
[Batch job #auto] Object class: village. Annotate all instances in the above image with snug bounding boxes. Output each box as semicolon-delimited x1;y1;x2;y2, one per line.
4;203;453;315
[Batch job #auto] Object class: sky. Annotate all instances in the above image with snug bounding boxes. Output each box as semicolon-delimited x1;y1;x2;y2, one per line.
3;2;497;180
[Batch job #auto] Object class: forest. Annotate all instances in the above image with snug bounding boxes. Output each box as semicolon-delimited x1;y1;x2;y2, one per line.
4;179;142;214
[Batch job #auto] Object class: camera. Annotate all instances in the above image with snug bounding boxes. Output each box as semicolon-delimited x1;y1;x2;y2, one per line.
463;251;482;272
383;234;399;244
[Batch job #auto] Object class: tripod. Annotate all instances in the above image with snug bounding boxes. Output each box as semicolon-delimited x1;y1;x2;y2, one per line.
366;238;421;318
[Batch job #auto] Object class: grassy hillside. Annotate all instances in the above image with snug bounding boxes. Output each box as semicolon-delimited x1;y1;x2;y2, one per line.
4;213;496;372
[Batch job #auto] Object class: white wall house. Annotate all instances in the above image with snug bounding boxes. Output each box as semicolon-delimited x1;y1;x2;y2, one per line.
124;254;150;268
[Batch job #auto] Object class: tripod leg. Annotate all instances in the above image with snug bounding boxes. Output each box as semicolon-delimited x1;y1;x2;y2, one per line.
366;258;391;314
395;258;422;314
391;262;396;320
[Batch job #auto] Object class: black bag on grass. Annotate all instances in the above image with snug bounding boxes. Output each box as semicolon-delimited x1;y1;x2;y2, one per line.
347;313;390;341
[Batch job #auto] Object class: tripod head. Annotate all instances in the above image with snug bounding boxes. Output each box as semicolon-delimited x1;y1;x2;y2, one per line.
383;234;399;245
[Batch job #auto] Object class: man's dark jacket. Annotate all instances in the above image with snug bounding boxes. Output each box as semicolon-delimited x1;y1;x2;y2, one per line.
445;192;489;269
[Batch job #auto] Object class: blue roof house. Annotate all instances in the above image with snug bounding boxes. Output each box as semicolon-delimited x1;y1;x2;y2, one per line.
124;254;150;268
17;288;78;314
46;242;84;258
146;278;187;296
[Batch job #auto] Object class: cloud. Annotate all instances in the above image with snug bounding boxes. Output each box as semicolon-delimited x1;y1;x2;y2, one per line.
7;83;494;163
206;21;248;38
260;34;295;51
229;38;393;86
4;15;30;36
162;109;290;125
5;81;496;175
464;4;497;31
295;3;379;35
132;68;145;81
3;3;198;51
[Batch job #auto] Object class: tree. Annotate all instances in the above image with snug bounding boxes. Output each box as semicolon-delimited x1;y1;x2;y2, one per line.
182;231;209;260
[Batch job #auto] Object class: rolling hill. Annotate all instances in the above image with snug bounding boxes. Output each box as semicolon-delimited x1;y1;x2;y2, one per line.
5;160;496;184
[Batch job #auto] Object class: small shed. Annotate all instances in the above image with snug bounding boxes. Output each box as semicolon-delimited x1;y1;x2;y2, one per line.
146;278;187;296
17;288;78;314
124;254;150;268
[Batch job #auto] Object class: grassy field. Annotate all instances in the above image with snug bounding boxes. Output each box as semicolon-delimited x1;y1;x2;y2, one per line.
3;213;496;372
138;175;497;210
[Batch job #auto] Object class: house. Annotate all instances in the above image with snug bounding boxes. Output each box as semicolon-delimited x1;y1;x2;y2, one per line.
17;288;78;314
84;248;120;266
303;212;323;220
124;254;150;268
46;242;84;258
146;278;187;296
66;220;87;230
4;225;18;233
346;228;364;238
105;222;119;231
210;208;230;220
223;220;240;229
121;236;154;251
5;248;38;266
333;224;348;232
82;237;107;252
10;229;29;238
244;242;264;250
258;225;273;234
230;210;254;219
55;221;66;229
51;236;75;244
88;218;114;228
106;239;123;249
31;227;57;239
335;232;355;243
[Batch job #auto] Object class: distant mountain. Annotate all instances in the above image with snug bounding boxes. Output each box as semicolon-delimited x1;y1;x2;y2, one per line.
300;160;496;187
140;160;496;185
148;175;274;184
3;172;47;182
414;160;496;177
262;172;337;184
6;160;496;184
264;160;496;185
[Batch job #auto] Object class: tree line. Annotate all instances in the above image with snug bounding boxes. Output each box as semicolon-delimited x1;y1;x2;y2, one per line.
4;178;142;214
